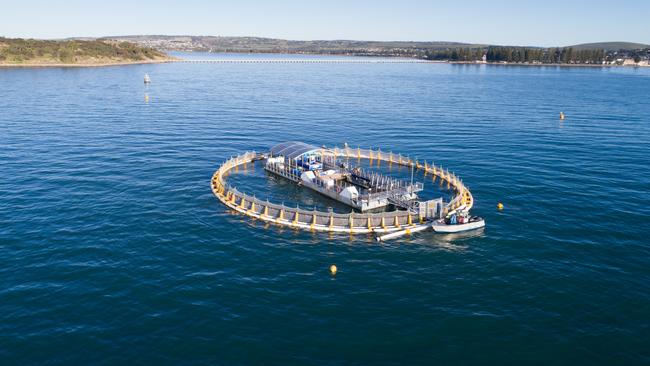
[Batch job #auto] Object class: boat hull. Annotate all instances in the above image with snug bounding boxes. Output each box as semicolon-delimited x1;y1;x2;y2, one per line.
431;218;485;233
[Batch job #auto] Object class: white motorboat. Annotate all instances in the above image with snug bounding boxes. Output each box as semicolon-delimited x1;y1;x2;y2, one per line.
144;74;151;84
431;216;485;233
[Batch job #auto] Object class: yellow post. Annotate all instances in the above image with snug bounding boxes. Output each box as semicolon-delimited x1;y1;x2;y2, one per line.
367;216;372;230
249;201;256;214
394;215;400;228
349;214;354;229
293;211;300;225
279;208;284;221
329;214;334;230
239;197;246;209
381;215;386;229
357;147;361;159
263;205;269;217
312;213;317;228
407;213;413;226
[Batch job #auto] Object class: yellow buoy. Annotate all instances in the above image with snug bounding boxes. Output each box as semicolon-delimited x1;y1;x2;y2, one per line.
497;202;504;210
329;264;337;275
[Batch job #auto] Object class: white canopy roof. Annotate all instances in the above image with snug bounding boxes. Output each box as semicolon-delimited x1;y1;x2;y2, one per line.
269;141;334;160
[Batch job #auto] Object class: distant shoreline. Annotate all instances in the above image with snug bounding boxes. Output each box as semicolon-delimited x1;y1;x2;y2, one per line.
0;58;174;68
448;61;647;68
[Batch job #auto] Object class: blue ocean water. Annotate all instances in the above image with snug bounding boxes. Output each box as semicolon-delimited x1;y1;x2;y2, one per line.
1;53;649;365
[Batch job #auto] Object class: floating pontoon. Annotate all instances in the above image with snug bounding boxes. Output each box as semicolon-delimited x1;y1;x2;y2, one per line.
210;142;483;241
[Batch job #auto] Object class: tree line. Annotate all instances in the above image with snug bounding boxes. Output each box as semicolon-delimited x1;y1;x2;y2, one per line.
423;46;607;64
487;47;605;64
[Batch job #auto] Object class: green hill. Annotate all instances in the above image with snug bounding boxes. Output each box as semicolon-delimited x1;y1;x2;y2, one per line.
569;42;650;51
0;37;170;65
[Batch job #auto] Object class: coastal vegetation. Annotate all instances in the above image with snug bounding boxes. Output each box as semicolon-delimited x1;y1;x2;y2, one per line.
486;47;605;64
425;46;650;65
0;37;169;65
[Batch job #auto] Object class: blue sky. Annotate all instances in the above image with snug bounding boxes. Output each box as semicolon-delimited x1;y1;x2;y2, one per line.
1;0;648;46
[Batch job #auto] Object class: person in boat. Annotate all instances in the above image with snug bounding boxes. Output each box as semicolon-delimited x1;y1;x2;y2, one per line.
444;214;456;225
445;211;469;225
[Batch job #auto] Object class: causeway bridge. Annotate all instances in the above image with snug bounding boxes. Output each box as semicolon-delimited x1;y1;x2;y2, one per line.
170;59;435;64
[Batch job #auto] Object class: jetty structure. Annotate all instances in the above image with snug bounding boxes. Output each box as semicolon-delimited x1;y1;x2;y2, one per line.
211;141;483;240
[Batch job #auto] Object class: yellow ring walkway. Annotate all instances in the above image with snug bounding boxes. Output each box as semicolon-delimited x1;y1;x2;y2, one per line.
211;146;474;235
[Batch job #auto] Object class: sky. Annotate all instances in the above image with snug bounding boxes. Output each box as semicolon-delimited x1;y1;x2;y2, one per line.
1;0;648;47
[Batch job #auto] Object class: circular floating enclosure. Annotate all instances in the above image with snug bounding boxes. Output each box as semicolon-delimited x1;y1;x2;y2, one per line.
211;146;474;234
